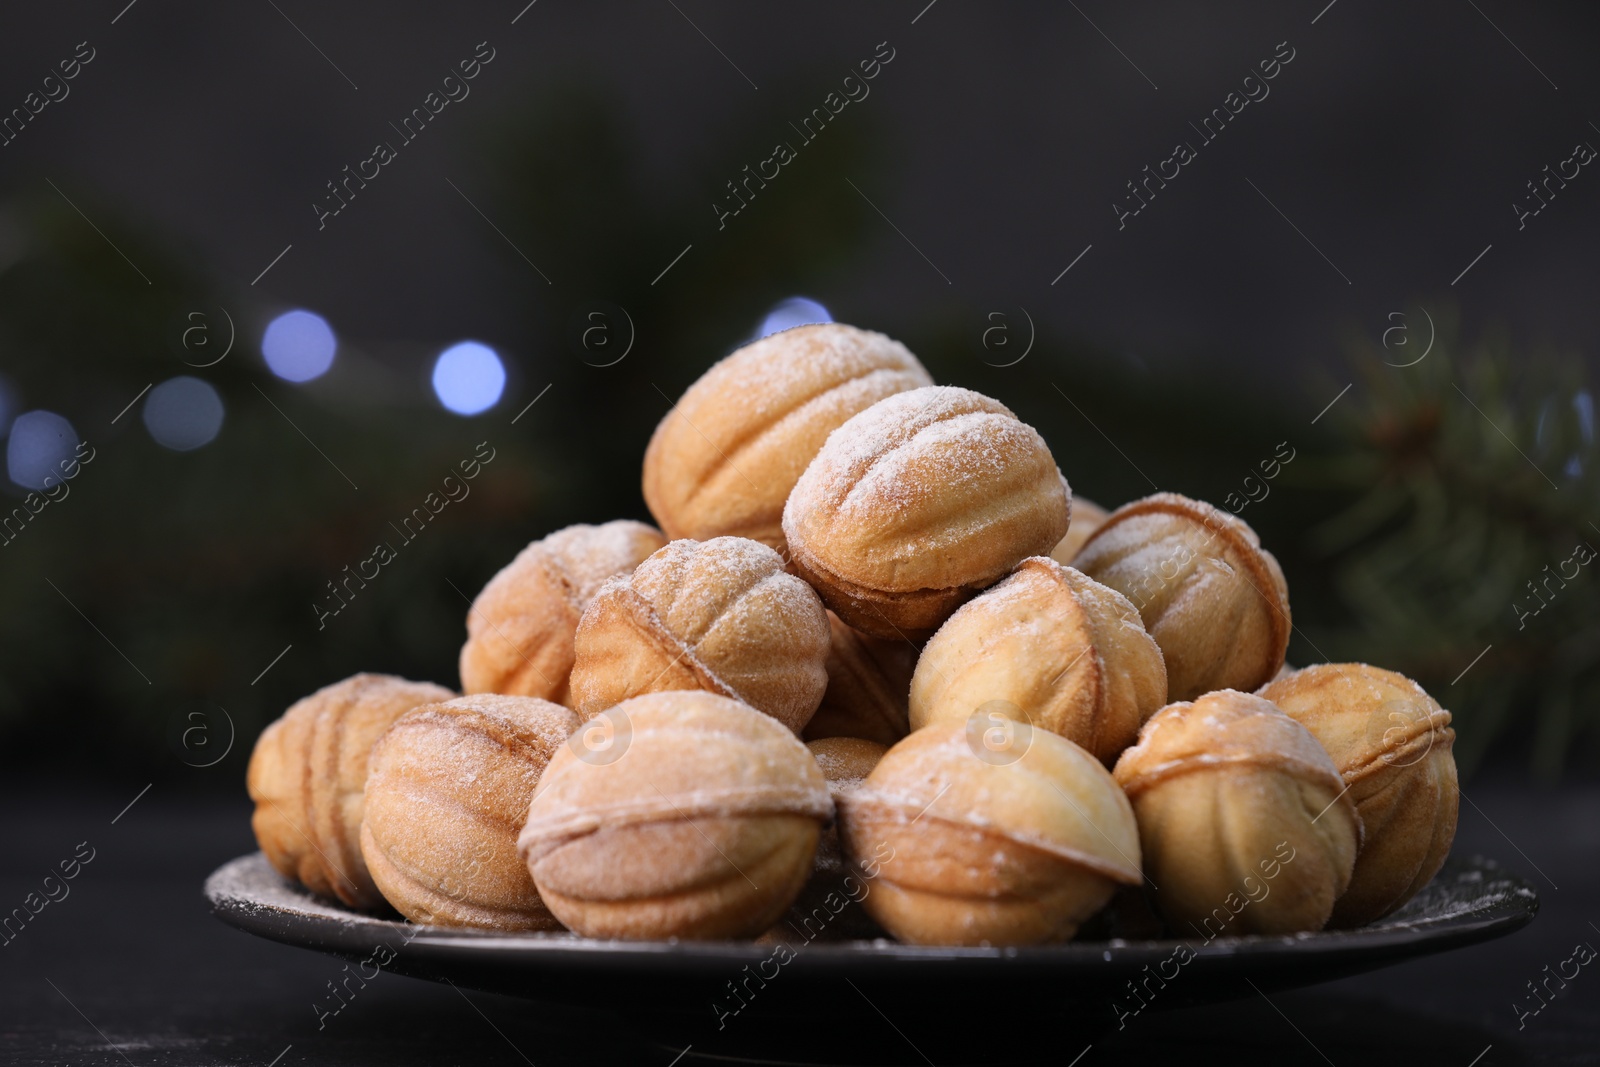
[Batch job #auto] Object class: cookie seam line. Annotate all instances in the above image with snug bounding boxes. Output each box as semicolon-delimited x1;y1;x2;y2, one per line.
520;788;835;850
839;791;1142;886
1116;750;1347;802
615;583;741;701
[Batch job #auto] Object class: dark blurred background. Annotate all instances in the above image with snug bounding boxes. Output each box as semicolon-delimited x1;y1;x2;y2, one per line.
2;0;1597;794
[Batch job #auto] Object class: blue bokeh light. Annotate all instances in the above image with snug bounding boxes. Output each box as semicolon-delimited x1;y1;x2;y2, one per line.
1537;389;1596;480
261;309;337;382
432;341;506;416
757;297;832;339
143;376;224;452
6;410;78;490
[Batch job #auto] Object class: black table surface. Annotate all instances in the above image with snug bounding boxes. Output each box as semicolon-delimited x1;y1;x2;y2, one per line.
2;778;1596;1066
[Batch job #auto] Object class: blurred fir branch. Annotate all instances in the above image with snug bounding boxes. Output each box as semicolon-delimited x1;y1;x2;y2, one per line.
1303;308;1598;778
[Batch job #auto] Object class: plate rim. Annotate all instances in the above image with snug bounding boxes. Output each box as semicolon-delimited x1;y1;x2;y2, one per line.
205;851;1538;972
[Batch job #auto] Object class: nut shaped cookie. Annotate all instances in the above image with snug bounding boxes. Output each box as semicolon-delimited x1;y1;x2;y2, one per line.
1074;492;1290;702
248;673;454;909
1259;663;1458;926
801;611;916;746
806;736;889;874
783;386;1071;641
459;520;667;704
519;691;833;940
360;695;580;930
1050;496;1110;565
838;718;1142;946
569;537;830;734
775;737;890;943
1113;690;1361;936
642;323;932;551
807;736;889;799
909;558;1166;766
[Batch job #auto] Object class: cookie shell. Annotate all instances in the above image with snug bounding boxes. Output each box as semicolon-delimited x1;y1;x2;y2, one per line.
838;719;1141;946
909;558;1166;766
459;520;667;704
642;323;932;552
1259;663;1458;926
569;537;830;734
1050;496;1110;565
519;691;833;940
783;386;1071;641
360;694;580;930
807;736;887;869
807;736;889;799
1113;689;1360;936
801;611;916;746
1075;492;1290;701
247;673;454;909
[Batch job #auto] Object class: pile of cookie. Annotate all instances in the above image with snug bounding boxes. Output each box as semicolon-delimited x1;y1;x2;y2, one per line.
247;323;1459;946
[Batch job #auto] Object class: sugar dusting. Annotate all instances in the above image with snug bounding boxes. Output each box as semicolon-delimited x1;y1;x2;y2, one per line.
690;324;926;426
543;521;666;603
788;388;1015;519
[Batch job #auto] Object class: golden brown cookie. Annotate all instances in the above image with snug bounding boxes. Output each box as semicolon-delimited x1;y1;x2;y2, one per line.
909;557;1166;767
838;717;1142;946
1113;689;1360;936
783;386;1071;642
800;612;916;747
1074;492;1290;701
806;736;889;797
360;694;580;930
247;673;454;909
768;737;892;944
642;323;932;552
569;536;830;734
805;736;888;879
519;691;833;940
1259;663;1457;926
459;520;667;704
1050;495;1109;565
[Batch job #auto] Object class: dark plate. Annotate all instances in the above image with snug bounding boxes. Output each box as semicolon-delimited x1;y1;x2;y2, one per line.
206;851;1537;1066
